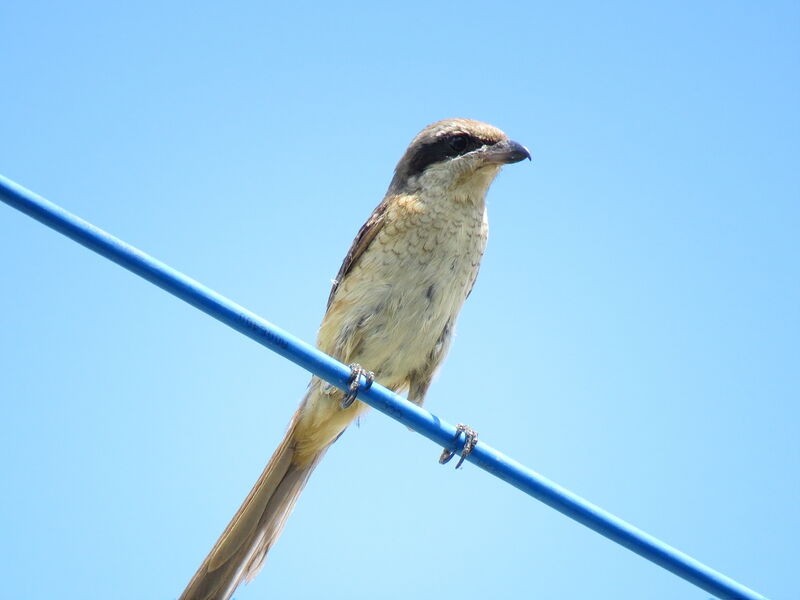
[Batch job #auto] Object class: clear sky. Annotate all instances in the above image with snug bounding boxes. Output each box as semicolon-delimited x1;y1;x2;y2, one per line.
1;2;797;599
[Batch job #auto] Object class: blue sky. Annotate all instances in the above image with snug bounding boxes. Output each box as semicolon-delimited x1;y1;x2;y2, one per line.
1;2;797;599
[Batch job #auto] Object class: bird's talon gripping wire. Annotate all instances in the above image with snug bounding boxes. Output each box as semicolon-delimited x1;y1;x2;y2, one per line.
438;424;478;469
340;363;374;409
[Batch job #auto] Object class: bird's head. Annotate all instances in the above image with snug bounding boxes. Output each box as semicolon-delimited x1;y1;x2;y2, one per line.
387;118;530;201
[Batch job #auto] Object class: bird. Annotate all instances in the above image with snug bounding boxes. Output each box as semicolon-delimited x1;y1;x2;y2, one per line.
179;118;530;600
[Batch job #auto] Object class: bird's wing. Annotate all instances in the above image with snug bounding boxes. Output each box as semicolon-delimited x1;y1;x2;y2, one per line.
326;199;388;309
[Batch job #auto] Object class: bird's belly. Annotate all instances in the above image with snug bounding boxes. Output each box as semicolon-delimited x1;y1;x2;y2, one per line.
356;272;465;379
323;214;485;388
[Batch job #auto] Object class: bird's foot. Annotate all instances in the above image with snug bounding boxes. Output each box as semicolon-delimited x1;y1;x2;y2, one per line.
340;363;374;409
438;424;478;469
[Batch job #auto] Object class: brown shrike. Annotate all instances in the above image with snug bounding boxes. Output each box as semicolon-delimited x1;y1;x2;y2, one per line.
180;118;530;600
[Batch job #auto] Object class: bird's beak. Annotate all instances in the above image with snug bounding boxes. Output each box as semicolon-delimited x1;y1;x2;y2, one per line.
482;139;532;165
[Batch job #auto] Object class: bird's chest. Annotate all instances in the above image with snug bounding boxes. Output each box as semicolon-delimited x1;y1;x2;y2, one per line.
384;202;486;306
329;199;487;381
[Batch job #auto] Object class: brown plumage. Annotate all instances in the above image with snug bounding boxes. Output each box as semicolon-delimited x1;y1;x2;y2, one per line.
179;118;530;600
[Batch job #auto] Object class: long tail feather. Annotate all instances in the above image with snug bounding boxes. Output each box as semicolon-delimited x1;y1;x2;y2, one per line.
180;417;326;600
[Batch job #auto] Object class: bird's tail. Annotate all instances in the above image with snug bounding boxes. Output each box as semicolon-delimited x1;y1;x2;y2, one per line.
179;411;328;600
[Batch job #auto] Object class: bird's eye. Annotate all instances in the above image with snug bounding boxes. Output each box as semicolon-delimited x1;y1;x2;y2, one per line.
449;134;468;153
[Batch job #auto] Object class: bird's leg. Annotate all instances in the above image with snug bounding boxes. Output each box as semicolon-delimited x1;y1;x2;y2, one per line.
438;424;478;469
340;363;375;409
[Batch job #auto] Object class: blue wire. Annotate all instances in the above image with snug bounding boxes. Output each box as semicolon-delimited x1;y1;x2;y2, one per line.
0;174;768;600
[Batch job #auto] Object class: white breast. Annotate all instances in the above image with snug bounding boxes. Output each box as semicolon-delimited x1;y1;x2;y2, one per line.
329;194;488;388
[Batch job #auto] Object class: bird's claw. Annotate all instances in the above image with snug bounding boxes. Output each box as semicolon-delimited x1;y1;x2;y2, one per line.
340;363;374;409
438;424;478;469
